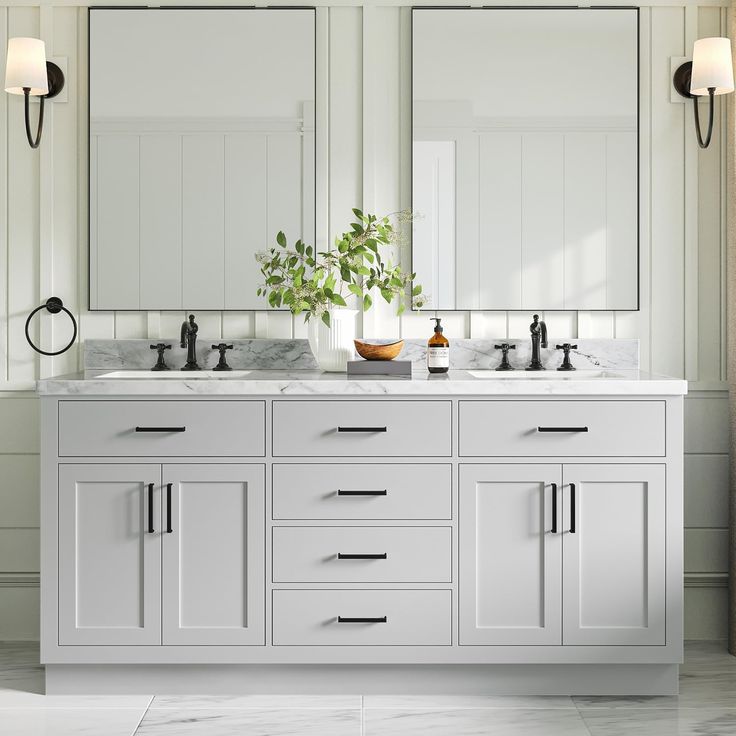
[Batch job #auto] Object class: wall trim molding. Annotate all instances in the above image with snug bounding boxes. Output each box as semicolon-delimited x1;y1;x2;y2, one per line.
0;573;39;588
685;573;729;588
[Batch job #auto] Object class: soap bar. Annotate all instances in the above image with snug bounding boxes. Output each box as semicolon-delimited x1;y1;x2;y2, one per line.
347;360;412;377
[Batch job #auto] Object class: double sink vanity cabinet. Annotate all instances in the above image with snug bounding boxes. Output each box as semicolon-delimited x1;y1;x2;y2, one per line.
37;372;686;695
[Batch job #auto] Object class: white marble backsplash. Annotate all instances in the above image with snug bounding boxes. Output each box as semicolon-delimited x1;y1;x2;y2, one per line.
85;338;638;372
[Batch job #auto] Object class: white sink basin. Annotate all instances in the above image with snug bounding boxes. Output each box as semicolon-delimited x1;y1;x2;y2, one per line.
467;370;618;379
98;370;252;379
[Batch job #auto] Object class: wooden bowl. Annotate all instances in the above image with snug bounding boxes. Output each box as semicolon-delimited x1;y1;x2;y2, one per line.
354;339;405;361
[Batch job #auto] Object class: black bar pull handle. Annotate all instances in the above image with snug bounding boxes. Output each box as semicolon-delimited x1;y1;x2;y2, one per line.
550;482;558;534
537;427;589;433
337;553;388;560
146;483;155;534
166;483;173;534
337;616;388;624
136;426;186;433
337;489;388;497
570;483;576;534
337;426;387;433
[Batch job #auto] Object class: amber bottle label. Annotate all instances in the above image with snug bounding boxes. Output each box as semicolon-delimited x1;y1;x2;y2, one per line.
427;346;450;368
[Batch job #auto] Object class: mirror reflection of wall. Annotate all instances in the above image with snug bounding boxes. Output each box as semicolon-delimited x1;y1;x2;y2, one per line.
89;8;315;310
412;8;639;311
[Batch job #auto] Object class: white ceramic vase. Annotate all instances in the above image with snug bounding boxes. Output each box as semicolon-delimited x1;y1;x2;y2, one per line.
308;309;357;372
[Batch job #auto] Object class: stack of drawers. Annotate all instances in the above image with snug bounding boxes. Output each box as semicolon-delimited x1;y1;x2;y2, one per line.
271;400;454;646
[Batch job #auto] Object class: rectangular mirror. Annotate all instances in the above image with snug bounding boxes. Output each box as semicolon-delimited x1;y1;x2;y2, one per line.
89;8;315;311
412;8;639;311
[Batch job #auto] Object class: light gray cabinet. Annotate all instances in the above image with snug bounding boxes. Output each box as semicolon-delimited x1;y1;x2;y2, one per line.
162;464;265;645
59;464;162;646
458;464;562;646
459;463;666;647
561;464;666;646
58;462;265;648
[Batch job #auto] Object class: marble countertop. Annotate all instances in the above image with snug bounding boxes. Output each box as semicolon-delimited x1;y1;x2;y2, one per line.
37;369;688;396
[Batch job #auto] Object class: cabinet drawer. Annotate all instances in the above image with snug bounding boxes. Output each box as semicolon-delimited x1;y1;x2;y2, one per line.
272;589;451;646
272;526;451;583
272;401;451;457
272;464;452;520
459;400;665;457
58;400;265;457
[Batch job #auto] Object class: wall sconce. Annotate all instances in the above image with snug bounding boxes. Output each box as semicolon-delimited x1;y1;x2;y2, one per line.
4;37;65;149
673;37;734;149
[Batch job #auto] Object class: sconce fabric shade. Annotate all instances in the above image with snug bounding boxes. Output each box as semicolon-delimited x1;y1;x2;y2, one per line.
5;37;48;96
690;37;734;96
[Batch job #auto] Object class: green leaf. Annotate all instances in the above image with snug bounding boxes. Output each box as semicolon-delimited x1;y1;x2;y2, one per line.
412;284;423;296
276;231;287;248
396;302;406;316
380;288;393;304
357;266;371;277
330;293;347;307
321;311;331;328
363;293;372;311
347;283;363;298
352;207;364;220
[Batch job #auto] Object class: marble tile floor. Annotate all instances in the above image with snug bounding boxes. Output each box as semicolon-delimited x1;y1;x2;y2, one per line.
0;641;734;735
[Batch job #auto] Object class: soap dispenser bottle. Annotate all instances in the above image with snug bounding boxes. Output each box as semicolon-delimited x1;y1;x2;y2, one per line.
427;317;450;374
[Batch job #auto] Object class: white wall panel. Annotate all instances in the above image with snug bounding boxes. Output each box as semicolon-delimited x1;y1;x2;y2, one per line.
0;455;39;527
182;135;224;310
684;454;729;528
564;134;607;309
94;135;140;309
140;135;181;310
521;134;564;310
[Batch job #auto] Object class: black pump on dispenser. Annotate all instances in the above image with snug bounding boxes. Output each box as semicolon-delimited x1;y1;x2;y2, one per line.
427;317;449;373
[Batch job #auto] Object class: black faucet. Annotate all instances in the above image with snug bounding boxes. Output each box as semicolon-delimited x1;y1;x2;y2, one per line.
212;343;234;371
149;343;172;371
180;314;201;371
526;314;547;371
494;343;516;371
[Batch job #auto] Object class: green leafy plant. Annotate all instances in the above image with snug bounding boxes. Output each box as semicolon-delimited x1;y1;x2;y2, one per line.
256;209;427;327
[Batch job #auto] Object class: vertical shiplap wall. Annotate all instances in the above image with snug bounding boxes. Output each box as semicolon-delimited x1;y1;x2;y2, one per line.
0;1;729;639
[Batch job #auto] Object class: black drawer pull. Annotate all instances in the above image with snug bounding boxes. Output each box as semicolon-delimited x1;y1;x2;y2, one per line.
550;482;558;534
337;426;387;433
146;483;155;534
570;483;576;534
337;489;388;497
337;553;388;560
337;616;387;624
135;426;186;433
537;426;589;433
166;483;173;534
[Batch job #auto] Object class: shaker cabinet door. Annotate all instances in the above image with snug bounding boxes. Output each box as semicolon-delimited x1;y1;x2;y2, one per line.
161;464;265;645
459;464;562;645
58;464;162;646
562;464;666;646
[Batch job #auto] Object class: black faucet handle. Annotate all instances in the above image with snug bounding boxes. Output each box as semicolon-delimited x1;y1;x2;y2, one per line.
494;343;516;371
212;343;234;371
149;343;172;371
555;343;577;372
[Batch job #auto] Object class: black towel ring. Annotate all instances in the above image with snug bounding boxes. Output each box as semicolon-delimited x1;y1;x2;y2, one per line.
25;297;78;356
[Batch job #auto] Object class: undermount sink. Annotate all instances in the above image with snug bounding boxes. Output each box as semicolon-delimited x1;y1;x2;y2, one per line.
467;370;620;379
98;370;252;379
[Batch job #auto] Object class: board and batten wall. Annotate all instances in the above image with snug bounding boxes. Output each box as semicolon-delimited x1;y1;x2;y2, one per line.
0;0;729;640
